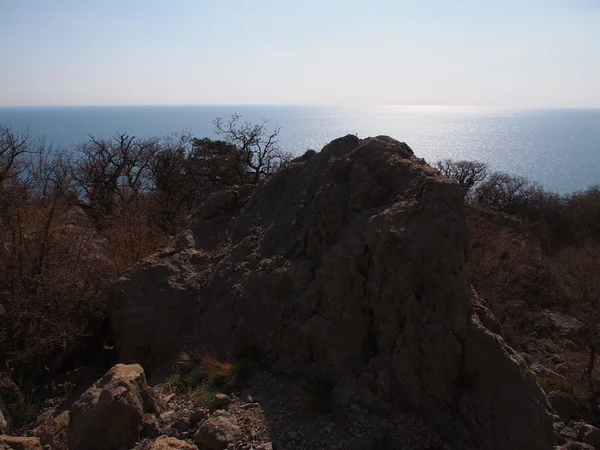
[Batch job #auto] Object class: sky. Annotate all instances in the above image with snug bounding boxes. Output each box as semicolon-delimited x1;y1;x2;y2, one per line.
1;0;599;107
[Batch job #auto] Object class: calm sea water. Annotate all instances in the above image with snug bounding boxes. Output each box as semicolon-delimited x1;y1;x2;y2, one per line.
0;105;598;194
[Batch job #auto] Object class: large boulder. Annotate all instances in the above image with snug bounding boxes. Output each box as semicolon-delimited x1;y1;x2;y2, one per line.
110;136;555;449
68;364;163;450
536;310;585;344
194;412;242;450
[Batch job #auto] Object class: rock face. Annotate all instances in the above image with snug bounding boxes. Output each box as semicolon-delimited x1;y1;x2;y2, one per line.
536;310;584;344
68;364;162;450
110;135;555;449
549;392;580;422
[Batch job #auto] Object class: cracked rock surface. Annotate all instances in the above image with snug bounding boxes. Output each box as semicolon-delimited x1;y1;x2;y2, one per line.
110;135;555;449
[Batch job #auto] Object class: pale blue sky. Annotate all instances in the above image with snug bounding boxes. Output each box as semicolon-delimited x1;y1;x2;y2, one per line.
1;0;599;107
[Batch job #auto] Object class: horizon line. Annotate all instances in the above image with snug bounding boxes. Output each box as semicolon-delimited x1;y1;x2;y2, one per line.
1;103;600;110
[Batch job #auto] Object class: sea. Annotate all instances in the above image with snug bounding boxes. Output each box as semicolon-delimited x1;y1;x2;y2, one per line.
0;105;599;194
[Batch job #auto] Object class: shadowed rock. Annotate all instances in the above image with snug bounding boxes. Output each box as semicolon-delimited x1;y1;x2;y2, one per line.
0;435;42;450
110;135;555;449
68;364;163;450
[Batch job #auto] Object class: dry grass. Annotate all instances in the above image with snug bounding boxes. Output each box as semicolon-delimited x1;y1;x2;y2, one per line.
172;351;247;391
165;351;252;408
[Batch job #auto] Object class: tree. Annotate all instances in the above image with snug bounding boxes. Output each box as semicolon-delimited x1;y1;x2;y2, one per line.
0;126;32;189
149;134;242;231
434;159;488;197
72;134;157;217
474;172;539;213
0;143;106;374
188;137;244;187
213;114;292;184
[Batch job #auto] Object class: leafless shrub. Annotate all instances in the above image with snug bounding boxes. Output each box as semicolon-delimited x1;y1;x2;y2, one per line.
0;142;107;375
214;114;292;184
72;133;158;218
434;159;489;197
474;171;540;213
555;244;600;380
0;115;293;377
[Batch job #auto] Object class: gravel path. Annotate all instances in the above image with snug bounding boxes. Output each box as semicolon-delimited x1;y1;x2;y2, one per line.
153;370;453;450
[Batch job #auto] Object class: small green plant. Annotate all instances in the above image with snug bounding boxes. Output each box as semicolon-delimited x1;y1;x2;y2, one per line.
166;367;190;394
6;391;38;426
188;383;218;407
296;377;334;413
536;376;572;394
165;367;218;408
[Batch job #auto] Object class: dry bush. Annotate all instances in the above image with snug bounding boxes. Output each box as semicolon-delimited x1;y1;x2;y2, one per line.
465;203;600;422
197;354;242;390
0;146;109;375
99;195;166;274
474;172;540;213
174;349;244;390
465;207;537;323
554;244;600;381
0;116;290;380
0;129;166;379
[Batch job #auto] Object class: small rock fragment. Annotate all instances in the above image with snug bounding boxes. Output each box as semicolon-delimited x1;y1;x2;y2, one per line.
212;393;232;409
189;409;207;424
173;417;191;432
142;414;161;439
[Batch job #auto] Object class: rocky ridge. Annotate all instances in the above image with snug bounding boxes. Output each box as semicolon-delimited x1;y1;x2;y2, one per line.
109;135;555;449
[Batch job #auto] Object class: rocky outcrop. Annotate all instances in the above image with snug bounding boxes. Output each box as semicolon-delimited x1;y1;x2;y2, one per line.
0;436;42;450
110;135;555;449
556;421;600;448
536;311;585;344
68;364;163;450
549;392;580;422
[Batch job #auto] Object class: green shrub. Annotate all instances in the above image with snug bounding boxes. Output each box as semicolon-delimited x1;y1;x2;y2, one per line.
6;391;37;426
